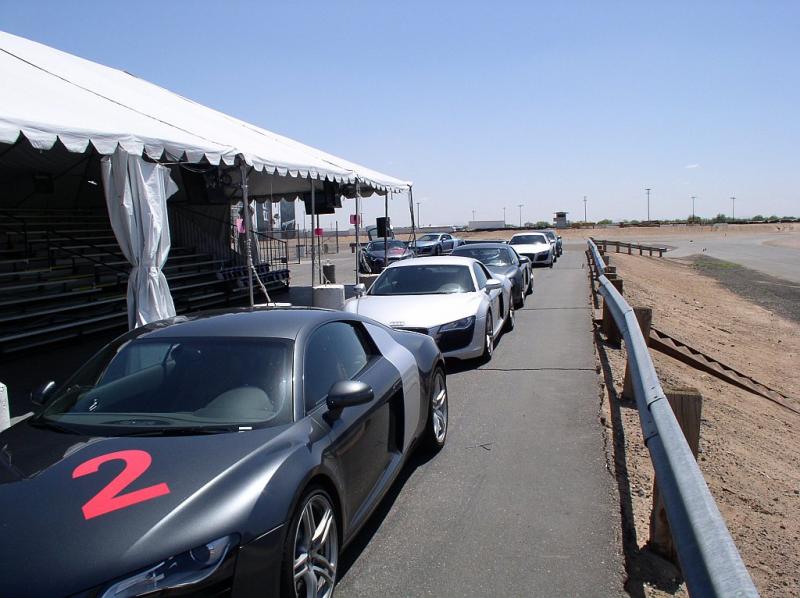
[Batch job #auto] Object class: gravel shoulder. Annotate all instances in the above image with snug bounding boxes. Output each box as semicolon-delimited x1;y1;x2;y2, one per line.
597;252;800;596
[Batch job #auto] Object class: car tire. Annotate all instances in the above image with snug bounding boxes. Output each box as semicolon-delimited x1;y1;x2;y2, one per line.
480;312;494;361
422;367;448;452
281;486;339;598
549;260;553;269
504;303;515;331
513;288;524;309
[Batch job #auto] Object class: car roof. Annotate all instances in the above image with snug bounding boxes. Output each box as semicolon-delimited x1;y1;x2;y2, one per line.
386;256;477;268
453;242;512;250
130;307;340;341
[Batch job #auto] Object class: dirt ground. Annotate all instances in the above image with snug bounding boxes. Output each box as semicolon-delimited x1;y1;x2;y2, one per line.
594;251;800;596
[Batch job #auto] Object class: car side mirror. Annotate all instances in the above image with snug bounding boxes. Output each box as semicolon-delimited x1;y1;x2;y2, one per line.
326;380;374;411
354;283;366;297
485;279;502;292
31;380;56;406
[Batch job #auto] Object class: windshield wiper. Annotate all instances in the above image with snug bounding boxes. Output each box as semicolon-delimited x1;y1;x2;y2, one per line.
27;418;78;435
117;425;242;437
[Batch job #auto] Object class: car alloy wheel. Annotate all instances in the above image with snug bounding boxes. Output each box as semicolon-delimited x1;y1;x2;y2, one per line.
483;312;494;359
424;368;448;450
291;491;338;598
505;304;515;331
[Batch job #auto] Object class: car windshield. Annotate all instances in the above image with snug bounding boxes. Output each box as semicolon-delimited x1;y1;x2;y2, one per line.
38;337;293;434
453;247;513;266
417;234;440;242
510;234;547;245
370;265;475;295
543;231;556;241
367;240;406;251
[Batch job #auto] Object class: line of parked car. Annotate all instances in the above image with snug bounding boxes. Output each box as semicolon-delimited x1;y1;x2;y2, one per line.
0;230;563;598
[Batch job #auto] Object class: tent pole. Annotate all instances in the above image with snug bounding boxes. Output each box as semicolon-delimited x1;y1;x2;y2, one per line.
384;190;389;269
240;163;254;307
310;179;316;287
354;179;360;285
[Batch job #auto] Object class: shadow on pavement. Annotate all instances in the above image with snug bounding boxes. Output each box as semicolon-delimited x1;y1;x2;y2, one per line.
337;446;439;582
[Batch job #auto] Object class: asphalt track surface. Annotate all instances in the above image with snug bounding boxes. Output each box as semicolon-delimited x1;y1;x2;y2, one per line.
624;232;800;284
322;247;624;597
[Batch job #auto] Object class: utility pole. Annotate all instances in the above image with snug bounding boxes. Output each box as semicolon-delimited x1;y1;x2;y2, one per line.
583;195;587;223
416;201;420;228
691;196;696;223
517;204;524;228
471;209;476;223
645;188;651;222
730;196;736;221
503;206;506;226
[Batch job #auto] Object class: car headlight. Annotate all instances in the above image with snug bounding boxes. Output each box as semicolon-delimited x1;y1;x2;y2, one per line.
438;315;475;332
101;534;238;597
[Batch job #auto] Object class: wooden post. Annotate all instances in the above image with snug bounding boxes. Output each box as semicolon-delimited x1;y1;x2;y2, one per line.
615;242;620;253
649;248;653;256
627;243;632;255
602;278;624;345
649;388;704;562
602;254;611;266
621;307;652;400
605;265;616;276
658;249;664;257
639;246;643;255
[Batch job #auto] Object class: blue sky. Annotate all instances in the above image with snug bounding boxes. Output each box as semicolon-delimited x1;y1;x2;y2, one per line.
2;1;798;227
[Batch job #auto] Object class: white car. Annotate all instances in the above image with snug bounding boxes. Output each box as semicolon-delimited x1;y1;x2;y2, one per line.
508;232;554;267
345;256;513;361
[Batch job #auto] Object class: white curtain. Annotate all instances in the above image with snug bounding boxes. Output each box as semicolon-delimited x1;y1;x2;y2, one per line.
101;148;178;329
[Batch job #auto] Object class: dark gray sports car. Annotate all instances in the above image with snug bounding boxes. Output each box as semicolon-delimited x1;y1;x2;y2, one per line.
0;308;448;597
451;243;532;308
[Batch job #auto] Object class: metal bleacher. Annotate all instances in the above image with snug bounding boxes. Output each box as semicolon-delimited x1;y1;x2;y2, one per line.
0;207;290;355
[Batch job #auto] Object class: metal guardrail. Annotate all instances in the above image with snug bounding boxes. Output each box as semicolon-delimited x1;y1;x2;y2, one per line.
591;237;667;257
587;240;758;597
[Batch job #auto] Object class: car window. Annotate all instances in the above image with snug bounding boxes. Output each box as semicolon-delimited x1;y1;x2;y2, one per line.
479;263;494;282
304;322;372;411
442;234;451;240
472;263;488;289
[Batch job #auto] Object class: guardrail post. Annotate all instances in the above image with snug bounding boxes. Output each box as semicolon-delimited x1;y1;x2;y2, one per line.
615;242;620;253
650;388;704;561
605;265;616;276
602;278;624;345
639;246;643;255
627;243;632;255
622;307;652;399
649;248;653;256
602;254;611;266
658;248;664;257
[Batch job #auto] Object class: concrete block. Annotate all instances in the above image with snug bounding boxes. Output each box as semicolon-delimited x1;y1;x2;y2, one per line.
312;285;346;310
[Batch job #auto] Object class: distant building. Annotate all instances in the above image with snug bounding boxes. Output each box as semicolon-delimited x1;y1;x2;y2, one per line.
554;212;569;229
468;220;506;230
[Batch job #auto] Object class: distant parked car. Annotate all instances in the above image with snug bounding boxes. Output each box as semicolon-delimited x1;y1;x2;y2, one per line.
508;232;554;267
345;256;513;361
542;230;562;258
451;243;531;308
359;239;415;273
410;233;461;256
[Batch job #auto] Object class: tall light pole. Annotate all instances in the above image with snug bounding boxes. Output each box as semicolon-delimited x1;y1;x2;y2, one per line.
416;201;420;228
517;204;524;228
583;195;587;223
503;206;506;226
472;209;476;223
730;196;736;221
691;196;696;223
645;188;651;221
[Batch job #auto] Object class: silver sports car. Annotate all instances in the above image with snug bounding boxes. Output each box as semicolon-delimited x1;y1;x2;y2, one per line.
344;257;513;361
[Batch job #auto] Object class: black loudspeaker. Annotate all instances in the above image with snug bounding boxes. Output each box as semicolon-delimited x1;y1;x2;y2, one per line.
301;181;342;215
376;216;390;238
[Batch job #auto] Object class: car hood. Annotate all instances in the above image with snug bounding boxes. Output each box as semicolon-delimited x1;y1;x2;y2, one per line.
509;242;550;253
0;420;296;596
345;293;483;329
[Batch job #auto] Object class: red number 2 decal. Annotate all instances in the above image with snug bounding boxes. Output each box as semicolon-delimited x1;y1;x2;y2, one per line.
72;449;170;520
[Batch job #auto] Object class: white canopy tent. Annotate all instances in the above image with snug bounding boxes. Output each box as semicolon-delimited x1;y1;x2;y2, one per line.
0;30;412;324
